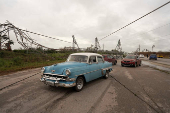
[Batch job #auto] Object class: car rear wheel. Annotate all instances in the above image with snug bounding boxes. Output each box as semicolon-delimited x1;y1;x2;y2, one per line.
75;77;84;92
134;63;137;67
114;61;117;65
139;61;141;66
104;71;109;79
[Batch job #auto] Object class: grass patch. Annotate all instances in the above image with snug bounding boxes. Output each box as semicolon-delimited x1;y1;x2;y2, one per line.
0;50;72;76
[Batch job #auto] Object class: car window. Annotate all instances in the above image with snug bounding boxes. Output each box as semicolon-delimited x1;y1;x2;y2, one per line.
125;56;136;59
151;54;156;56
97;56;104;63
89;56;97;63
67;55;88;62
108;56;111;58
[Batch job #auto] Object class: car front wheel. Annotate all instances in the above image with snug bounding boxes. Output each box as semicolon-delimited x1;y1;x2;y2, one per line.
134;63;137;67
75;77;84;92
114;61;117;65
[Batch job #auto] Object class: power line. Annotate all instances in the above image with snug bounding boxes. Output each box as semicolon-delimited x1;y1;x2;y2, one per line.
99;1;170;41
128;22;170;38
20;28;72;43
147;22;170;33
6;23;72;43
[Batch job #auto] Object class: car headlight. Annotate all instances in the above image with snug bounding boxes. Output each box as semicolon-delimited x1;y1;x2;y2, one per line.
66;69;71;75
41;67;45;72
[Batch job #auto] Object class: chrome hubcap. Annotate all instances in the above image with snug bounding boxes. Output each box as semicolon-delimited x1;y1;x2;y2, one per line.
106;72;109;78
77;78;83;89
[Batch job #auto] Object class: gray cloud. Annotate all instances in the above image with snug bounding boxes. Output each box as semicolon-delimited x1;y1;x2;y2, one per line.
1;0;170;52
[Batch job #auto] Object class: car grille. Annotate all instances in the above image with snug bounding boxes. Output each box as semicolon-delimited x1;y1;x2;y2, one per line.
124;61;130;63
44;74;67;79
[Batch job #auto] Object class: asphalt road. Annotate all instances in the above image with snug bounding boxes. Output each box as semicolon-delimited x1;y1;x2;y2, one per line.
142;57;170;66
0;61;170;113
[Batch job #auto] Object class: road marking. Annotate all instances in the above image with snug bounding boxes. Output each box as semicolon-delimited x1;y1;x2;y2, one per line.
124;70;133;80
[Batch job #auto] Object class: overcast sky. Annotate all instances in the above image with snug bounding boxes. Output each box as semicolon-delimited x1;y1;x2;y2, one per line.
0;0;170;52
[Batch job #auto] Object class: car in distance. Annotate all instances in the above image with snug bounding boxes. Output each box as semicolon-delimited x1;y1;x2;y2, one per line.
139;54;144;58
102;55;117;65
40;53;112;91
149;54;157;60
157;54;163;58
121;55;141;67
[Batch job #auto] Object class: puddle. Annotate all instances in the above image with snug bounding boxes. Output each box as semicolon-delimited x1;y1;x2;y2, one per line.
142;61;170;72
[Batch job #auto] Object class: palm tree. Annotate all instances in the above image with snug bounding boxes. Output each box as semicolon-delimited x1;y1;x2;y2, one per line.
0;34;13;50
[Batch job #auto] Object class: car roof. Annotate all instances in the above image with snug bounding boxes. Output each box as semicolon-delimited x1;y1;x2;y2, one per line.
127;55;136;56
70;53;103;57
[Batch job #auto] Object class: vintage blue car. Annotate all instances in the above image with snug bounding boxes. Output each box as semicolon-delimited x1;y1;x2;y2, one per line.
40;53;112;91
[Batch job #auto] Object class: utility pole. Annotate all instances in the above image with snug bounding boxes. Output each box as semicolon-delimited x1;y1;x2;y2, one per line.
103;44;104;51
152;45;155;52
115;39;122;59
72;35;75;51
95;37;98;51
72;35;80;51
94;37;100;52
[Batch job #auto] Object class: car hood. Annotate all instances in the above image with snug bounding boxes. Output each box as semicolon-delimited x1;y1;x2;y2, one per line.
44;62;87;75
122;58;135;61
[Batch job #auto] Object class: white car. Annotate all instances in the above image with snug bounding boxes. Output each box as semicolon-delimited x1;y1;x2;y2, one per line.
139;54;144;58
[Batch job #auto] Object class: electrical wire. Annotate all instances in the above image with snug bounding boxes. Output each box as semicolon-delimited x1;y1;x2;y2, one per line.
99;1;170;41
6;22;72;43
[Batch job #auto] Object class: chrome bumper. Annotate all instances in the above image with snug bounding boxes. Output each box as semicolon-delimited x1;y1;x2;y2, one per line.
40;78;76;88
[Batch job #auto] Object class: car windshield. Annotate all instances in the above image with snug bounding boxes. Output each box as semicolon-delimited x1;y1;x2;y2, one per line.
125;56;136;59
67;55;88;63
151;54;156;56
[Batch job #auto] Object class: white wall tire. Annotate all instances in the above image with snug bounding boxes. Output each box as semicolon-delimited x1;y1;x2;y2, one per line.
75;77;84;92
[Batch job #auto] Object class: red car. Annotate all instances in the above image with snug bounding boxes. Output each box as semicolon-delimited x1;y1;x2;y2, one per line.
121;55;141;67
102;55;117;65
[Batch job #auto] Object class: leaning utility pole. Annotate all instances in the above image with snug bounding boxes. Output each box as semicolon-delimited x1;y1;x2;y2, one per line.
72;35;75;51
72;35;80;51
115;39;122;58
94;37;100;52
103;44;104;51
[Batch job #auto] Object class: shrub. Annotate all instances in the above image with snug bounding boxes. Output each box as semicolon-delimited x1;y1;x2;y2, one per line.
12;57;23;66
0;51;4;58
0;58;5;67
